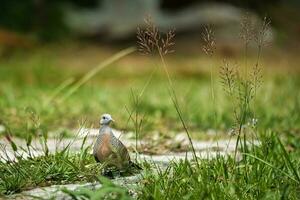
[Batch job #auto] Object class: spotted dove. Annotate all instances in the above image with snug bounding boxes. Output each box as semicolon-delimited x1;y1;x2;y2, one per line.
93;114;131;169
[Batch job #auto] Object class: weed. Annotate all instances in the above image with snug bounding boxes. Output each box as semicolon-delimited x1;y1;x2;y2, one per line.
137;16;198;165
62;176;133;200
219;16;270;159
56;47;136;104
202;25;218;132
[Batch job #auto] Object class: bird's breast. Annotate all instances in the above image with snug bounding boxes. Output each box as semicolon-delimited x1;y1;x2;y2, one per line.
96;134;112;162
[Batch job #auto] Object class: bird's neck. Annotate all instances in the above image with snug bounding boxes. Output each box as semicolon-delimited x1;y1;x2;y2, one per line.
100;125;111;134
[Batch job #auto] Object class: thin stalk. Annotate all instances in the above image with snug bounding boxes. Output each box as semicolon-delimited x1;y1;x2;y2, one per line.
58;47;136;103
125;64;158;125
157;50;172;87
43;77;75;107
276;135;300;183
243;153;299;183
124;66;157;161
244;41;248;80
157;47;199;167
210;64;217;129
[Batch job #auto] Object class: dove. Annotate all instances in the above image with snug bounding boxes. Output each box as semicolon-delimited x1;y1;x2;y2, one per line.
93;114;139;170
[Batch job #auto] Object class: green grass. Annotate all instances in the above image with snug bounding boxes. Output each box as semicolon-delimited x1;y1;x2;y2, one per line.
62;176;133;200
0;47;299;139
0;136;99;195
0;39;300;199
1;130;299;199
138;132;300;199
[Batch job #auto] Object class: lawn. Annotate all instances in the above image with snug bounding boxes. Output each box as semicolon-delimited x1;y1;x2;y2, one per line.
0;32;300;198
0;44;299;139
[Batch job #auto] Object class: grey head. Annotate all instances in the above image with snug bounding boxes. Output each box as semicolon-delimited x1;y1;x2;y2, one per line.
100;113;114;126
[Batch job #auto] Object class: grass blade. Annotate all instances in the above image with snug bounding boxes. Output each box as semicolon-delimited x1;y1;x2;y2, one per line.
242;153;299;183
58;47;136;103
276;135;300;183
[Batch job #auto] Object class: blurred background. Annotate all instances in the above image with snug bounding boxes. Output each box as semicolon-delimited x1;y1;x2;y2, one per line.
1;0;300;46
0;0;300;138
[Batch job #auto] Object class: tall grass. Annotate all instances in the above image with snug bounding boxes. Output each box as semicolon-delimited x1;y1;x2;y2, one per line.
219;15;270;160
137;16;199;165
124;64;158;160
135;15;300;199
52;47;135;105
202;25;217;130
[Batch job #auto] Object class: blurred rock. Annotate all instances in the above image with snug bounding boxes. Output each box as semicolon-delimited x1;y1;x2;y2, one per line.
64;0;273;43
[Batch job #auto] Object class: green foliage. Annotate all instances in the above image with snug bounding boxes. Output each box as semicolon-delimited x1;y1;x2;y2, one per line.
0;48;299;139
0;135;99;195
138;133;300;199
62;176;133;200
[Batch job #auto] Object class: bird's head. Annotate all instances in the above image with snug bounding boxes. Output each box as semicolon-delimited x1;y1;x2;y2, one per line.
100;113;114;125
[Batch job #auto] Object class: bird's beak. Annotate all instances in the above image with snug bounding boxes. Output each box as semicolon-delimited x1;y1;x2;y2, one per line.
111;118;115;122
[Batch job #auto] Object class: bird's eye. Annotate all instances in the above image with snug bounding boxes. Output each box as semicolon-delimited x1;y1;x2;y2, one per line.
102;116;106;119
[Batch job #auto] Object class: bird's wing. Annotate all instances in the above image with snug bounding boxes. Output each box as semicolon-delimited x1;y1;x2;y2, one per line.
110;135;130;162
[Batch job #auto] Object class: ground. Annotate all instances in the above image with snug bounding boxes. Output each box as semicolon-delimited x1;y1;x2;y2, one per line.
0;42;300;199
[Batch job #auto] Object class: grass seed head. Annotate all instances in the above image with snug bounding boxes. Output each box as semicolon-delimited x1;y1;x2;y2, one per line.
202;25;216;56
239;13;255;45
137;16;175;55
